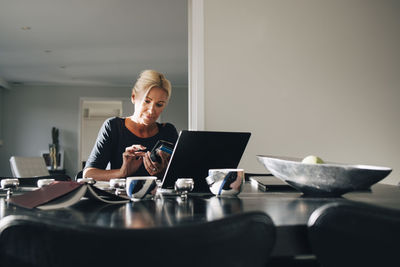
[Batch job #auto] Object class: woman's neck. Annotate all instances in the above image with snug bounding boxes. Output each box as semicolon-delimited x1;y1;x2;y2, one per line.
125;117;158;138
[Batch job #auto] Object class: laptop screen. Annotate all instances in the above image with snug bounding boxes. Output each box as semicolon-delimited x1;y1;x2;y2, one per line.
161;130;251;193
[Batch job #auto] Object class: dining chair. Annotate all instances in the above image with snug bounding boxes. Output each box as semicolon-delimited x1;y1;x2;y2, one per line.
9;156;50;178
307;202;400;267
0;211;276;267
74;170;83;181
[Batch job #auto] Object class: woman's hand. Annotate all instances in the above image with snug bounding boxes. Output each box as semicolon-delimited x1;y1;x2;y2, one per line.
143;150;171;177
120;145;147;177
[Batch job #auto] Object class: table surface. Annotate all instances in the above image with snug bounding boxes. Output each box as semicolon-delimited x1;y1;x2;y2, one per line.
1;180;399;257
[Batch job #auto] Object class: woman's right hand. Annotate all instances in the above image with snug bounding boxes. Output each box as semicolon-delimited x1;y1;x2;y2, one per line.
120;145;147;177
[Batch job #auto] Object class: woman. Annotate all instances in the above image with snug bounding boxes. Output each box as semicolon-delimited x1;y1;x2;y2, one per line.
83;70;178;181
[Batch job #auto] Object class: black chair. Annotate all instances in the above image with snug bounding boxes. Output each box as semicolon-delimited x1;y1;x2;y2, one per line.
0;211;276;267
308;202;400;267
74;170;83;181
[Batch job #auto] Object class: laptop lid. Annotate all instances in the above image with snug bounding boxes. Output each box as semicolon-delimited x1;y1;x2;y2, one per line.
161;130;251;193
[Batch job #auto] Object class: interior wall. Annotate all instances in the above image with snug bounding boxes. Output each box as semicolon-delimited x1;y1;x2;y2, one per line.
203;0;400;185
0;85;188;178
0;88;3;145
162;86;188;132
80;100;123;167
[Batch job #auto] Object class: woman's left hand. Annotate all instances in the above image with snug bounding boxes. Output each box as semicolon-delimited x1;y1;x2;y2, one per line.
143;150;171;177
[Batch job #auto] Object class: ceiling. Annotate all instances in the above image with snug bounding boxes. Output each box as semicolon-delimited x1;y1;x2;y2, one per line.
0;0;188;88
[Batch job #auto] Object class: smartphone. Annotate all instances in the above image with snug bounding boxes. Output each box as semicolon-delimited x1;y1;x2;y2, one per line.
150;140;174;163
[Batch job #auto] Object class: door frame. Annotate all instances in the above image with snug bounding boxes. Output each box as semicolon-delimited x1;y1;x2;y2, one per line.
188;0;205;131
78;97;132;170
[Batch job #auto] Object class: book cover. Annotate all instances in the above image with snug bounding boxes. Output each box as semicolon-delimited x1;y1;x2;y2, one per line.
8;181;82;209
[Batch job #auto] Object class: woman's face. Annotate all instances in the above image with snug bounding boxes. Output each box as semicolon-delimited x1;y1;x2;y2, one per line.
132;86;168;125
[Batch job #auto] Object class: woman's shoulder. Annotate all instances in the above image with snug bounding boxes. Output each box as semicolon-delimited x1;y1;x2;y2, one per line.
158;122;177;132
102;117;124;131
158;122;178;139
105;116;124;123
103;117;124;125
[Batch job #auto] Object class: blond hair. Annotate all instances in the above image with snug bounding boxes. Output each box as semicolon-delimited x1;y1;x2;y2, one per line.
132;70;172;100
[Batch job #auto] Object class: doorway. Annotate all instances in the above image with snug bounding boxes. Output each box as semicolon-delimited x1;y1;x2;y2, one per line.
79;98;134;170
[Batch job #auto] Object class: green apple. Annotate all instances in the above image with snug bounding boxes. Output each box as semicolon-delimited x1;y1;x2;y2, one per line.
301;155;324;164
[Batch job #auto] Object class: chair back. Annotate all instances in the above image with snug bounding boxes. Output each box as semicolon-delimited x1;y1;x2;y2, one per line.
0;211;276;267
9;156;49;178
308;202;400;267
74;170;83;181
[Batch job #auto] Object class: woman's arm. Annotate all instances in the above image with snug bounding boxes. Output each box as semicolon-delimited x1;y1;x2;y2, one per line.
83;167;126;181
84;144;147;181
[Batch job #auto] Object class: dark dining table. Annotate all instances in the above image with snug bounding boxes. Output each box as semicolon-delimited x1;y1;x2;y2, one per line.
0;180;399;258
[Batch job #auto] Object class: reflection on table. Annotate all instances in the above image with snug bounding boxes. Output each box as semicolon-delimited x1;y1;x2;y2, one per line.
0;182;399;257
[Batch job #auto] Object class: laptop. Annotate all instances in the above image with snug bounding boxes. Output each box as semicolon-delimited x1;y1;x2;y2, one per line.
160;130;251;193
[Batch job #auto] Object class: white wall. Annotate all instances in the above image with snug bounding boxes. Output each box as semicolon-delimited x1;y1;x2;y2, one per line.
0;85;188;178
162;86;189;132
0;88;3;145
81;116;113;166
80;100;124;167
203;0;400;185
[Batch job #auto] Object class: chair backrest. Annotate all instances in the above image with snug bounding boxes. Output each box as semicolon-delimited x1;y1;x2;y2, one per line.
0;211;276;267
9;156;49;178
308;202;400;267
74;170;83;181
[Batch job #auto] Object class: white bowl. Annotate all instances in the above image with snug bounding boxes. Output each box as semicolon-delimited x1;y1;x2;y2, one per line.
257;155;392;197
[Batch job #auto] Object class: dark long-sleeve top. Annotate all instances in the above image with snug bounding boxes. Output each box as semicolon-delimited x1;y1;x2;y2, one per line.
85;117;178;176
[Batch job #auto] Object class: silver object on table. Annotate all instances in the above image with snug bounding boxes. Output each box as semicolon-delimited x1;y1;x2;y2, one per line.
77;178;96;185
37;179;55;188
257;155;392;197
174;178;194;200
1;178;20;199
109;178;126;196
109;178;125;189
